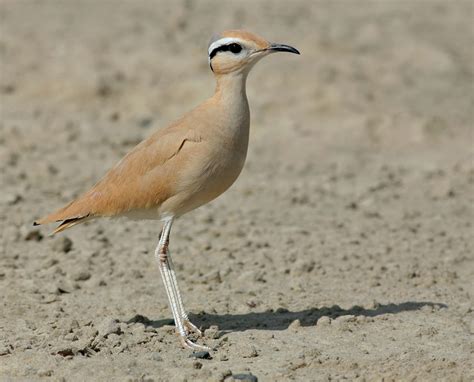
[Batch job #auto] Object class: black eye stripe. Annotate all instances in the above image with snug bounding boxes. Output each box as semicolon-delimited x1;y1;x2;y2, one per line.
209;43;242;59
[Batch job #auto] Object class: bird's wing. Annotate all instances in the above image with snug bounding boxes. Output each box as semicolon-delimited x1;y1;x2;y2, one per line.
35;119;203;226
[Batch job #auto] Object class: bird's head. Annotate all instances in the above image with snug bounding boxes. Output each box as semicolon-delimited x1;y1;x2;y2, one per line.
208;30;300;76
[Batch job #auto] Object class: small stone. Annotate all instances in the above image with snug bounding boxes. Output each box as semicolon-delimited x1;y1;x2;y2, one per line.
139;117;153;128
334;315;356;324
39;294;58;304
232;373;258;382
130;322;146;332
97;318;122;337
55;281;74;294
105;333;121;347
127;314;152;325
64;333;77;341
50;236;73;253
24;229;43;242
0;346;11;356
189;351;212;360
204;325;220;339
317;316;331;326
368;300;381;310
201;270;222;284
68;319;80;331
53;346;77;357
219;354;229;361
303;348;322;359
37;369;53;377
292;260;315;275
193;361;203;369
151;352;163;361
43;258;59;268
0;84;15;94
288;319;301;331
218;369;232;380
356;315;367;323
72;270;91;282
1;193;22;205
242;345;259;358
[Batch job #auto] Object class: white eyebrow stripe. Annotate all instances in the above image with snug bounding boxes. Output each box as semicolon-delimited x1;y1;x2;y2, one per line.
208;37;246;56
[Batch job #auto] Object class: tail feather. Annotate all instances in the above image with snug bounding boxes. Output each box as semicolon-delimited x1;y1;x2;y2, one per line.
50;216;89;234
34;196;94;234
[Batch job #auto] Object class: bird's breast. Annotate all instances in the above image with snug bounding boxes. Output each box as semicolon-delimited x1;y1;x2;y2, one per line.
162;118;250;217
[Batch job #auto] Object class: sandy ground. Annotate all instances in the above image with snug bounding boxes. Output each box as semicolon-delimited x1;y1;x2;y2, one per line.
1;1;473;381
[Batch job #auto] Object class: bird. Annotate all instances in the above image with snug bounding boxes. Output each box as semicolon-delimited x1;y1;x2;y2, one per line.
34;30;300;350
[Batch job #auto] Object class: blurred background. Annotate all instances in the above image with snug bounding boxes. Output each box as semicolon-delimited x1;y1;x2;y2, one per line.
1;1;473;380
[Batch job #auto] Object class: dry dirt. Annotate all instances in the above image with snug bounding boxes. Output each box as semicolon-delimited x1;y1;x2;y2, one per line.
1;1;473;381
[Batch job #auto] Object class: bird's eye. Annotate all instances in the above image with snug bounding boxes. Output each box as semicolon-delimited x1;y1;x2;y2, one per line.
229;43;242;54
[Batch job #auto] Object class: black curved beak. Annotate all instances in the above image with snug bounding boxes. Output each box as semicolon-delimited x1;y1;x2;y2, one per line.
268;43;300;55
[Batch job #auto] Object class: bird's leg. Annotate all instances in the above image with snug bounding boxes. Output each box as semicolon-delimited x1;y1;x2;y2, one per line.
155;221;182;335
155;219;209;350
167;254;203;337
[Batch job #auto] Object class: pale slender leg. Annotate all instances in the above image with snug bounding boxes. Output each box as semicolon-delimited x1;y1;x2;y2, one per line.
167;254;202;336
154;218;209;350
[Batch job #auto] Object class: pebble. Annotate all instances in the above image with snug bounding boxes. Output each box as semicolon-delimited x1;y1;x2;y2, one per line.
53;346;77;357
356;315;367;323
334;315;356;324
55;281;73;294
105;333;121;347
200;270;222;284
150;352;163;361
232;373;258;382
204;325;220;339
0;346;11;356
97;318;122;337
219;354;229;361
37;369;53;377
128;314;152;325
67;319;80;331
72;270;91;282
189;351;212;360
317;316;331;326
1;192;22;205
23;229;43;242
50;236;73;253
217;369;232;381
368;300;381;310
242;345;259;358
292;260;315;275
64;333;78;341
288;319;301;331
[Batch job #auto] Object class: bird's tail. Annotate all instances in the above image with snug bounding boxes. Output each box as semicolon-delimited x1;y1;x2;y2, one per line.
52;217;89;234
34;198;92;235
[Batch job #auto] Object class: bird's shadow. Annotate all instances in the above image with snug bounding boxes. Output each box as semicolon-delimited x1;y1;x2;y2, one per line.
127;301;447;333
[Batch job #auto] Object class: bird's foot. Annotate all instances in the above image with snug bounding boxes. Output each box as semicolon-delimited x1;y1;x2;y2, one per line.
184;319;202;337
179;335;211;351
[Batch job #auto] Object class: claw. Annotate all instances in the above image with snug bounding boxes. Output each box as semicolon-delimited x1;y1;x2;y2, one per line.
184;319;202;337
180;336;211;351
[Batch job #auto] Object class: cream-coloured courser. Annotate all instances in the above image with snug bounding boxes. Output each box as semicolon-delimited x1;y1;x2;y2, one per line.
35;30;299;350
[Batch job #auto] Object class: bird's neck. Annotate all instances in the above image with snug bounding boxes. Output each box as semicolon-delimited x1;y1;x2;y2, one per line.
214;72;249;106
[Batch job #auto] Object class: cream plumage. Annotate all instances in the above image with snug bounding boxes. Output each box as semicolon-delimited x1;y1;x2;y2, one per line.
35;30;299;349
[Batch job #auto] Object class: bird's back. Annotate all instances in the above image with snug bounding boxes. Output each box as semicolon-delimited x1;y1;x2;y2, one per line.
35;95;250;232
